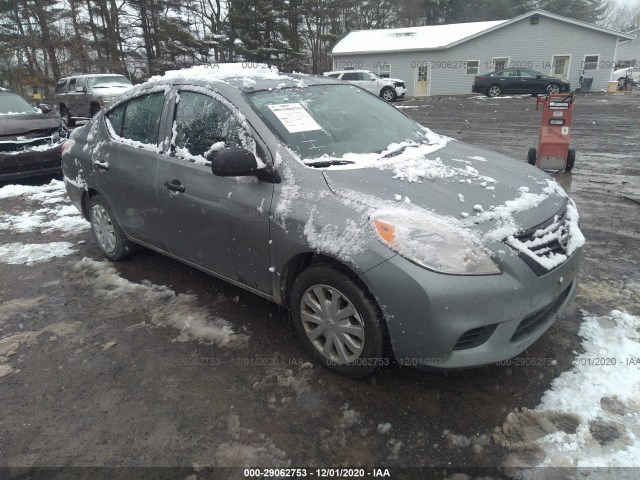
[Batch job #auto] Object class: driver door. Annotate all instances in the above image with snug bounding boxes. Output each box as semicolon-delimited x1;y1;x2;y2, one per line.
157;89;274;294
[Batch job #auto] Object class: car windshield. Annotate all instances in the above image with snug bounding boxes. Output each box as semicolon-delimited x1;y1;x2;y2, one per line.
246;84;425;160
0;93;38;115
88;76;132;89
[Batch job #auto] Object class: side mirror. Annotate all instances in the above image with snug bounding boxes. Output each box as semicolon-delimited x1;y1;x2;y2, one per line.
209;148;259;177
38;104;52;113
75;86;85;93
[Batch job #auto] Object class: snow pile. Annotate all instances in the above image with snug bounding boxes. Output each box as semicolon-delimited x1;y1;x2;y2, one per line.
73;258;246;346
0;179;64;200
0;242;76;265
0;180;88;235
495;310;640;471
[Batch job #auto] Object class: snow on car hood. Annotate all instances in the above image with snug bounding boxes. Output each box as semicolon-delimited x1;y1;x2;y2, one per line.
322;139;568;240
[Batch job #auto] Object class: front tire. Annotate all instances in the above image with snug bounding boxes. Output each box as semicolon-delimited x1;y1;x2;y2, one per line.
61;106;75;127
89;195;135;261
547;83;561;94
486;84;502;97
290;265;386;378
528;147;537;166
381;87;397;102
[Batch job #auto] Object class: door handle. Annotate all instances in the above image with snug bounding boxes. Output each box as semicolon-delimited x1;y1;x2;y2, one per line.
164;180;185;193
93;160;109;170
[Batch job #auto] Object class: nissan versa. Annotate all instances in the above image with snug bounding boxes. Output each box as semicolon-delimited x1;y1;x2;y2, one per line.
61;64;584;377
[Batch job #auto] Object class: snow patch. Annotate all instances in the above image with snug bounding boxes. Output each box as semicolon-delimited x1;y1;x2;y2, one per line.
73;258;246;346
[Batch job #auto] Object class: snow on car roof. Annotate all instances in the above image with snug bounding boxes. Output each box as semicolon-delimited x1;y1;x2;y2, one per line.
154;63;291;83
332;20;507;55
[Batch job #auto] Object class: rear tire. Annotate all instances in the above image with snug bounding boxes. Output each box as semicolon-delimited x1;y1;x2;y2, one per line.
290;265;386;378
547;83;561;94
528;147;537;166
381;87;397;102
566;148;575;172
61;106;75;127
486;84;502;97
89;195;135;261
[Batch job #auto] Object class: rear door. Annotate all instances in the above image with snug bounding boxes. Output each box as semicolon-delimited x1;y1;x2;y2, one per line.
157;89;274;293
97;91;167;247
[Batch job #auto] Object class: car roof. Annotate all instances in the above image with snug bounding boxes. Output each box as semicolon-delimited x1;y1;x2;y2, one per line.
131;63;343;96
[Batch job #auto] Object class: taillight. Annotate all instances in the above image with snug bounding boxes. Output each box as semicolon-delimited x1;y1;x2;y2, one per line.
475;76;485;82
61;139;75;156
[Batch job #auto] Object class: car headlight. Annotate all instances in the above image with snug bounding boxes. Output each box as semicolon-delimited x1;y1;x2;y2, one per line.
372;212;501;275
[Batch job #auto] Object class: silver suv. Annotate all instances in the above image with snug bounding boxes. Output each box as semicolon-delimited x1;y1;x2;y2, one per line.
323;70;407;101
55;74;133;126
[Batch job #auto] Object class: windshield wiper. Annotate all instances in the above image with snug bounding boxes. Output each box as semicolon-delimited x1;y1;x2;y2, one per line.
304;159;355;168
380;145;408;159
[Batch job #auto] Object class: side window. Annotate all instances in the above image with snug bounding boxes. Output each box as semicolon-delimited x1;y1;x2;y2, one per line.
69;78;77;91
55;80;67;94
121;93;164;145
77;78;87;91
105;103;126;136
341;72;359;81
172;91;243;158
326;73;340;78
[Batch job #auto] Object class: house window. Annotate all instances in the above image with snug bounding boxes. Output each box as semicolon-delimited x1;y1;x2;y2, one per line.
492;58;509;71
583;55;599;70
378;64;391;78
466;60;479;75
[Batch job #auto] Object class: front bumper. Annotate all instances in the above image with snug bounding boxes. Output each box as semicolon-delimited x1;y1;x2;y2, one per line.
362;247;581;369
395;86;407;97
0;144;62;182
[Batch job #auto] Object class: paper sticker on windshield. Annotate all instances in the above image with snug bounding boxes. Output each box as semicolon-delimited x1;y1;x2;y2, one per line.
267;103;322;133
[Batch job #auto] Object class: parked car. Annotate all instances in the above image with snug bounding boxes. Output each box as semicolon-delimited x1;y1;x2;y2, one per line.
0;88;68;182
62;64;583;377
323;70;407;101
612;66;639;88
55;74;133;126
472;68;571;97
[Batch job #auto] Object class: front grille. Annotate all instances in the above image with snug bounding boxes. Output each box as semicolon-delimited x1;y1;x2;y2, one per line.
0;135;55;154
511;283;571;342
453;324;498;350
506;204;570;276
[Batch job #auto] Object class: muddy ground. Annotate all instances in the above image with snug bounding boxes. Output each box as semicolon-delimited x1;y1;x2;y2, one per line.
0;92;639;477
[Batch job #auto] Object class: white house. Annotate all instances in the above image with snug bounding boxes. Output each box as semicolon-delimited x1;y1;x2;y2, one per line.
615;27;640;66
330;10;635;96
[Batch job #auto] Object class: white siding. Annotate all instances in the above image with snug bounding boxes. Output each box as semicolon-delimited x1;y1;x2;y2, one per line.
333;16;620;95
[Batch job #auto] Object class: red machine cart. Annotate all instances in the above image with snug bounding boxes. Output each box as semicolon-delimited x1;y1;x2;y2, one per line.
528;94;575;172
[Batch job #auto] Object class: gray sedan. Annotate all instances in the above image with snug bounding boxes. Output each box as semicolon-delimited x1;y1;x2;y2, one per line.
62;65;583;377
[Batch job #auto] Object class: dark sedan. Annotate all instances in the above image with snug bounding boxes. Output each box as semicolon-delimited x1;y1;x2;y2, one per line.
472;68;571;97
0;89;68;181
